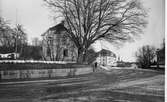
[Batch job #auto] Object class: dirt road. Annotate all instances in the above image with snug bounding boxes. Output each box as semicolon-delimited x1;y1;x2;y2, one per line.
0;69;164;102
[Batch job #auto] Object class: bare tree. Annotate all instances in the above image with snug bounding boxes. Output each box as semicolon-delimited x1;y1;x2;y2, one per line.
42;36;54;61
0;17;14;48
42;32;69;61
0;17;18;53
0;18;27;56
135;45;156;68
44;0;148;63
13;24;27;54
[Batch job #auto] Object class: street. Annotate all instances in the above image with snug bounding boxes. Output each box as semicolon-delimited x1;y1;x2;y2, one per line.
0;69;164;102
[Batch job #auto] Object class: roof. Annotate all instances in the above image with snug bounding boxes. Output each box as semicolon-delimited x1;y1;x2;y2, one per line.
97;49;116;57
41;22;66;36
49;22;66;32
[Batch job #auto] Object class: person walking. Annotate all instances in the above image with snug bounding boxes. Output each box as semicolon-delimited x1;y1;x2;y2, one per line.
93;62;98;72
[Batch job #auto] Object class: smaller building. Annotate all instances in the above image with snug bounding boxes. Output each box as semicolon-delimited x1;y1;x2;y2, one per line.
96;49;117;66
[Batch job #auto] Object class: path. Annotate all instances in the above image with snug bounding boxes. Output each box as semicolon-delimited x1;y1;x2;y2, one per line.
0;69;164;102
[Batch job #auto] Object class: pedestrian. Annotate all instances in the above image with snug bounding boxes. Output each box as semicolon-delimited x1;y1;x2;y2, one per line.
93;62;97;72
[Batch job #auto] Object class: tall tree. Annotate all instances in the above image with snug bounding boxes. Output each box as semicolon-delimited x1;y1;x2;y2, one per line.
44;0;147;63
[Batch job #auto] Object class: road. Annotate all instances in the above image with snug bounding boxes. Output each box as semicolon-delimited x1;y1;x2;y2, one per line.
0;68;164;102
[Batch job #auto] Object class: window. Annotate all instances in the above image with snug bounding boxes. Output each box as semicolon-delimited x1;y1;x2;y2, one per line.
63;49;68;57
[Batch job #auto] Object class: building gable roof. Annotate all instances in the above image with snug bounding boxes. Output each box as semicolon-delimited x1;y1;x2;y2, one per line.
41;22;66;36
97;49;116;57
49;22;66;32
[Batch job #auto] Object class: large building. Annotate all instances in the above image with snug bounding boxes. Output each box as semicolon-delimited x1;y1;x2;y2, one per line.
96;49;117;66
41;22;78;61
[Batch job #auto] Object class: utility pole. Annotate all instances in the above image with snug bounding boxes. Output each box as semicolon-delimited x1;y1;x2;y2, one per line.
15;8;18;59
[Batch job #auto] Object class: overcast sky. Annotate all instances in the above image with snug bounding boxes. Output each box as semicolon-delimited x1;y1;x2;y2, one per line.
0;0;165;62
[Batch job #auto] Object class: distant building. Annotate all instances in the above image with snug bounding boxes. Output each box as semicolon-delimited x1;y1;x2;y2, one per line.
96;49;117;66
0;53;19;60
41;22;77;61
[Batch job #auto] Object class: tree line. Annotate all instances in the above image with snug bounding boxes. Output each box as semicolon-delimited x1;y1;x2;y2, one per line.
0;17;42;60
135;40;165;68
0;17;27;54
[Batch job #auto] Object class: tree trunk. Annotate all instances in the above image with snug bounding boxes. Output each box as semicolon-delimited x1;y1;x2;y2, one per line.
77;48;83;63
77;48;88;64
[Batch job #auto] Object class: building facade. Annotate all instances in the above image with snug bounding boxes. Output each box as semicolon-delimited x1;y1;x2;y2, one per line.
96;49;117;66
41;22;77;61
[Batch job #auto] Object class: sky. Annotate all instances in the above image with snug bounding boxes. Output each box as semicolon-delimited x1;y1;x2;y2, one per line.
0;0;165;62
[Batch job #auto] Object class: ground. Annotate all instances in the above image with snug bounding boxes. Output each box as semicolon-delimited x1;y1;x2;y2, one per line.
0;68;164;102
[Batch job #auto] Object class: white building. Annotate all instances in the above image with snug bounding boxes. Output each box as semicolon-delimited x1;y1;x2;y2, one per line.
96;49;117;66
